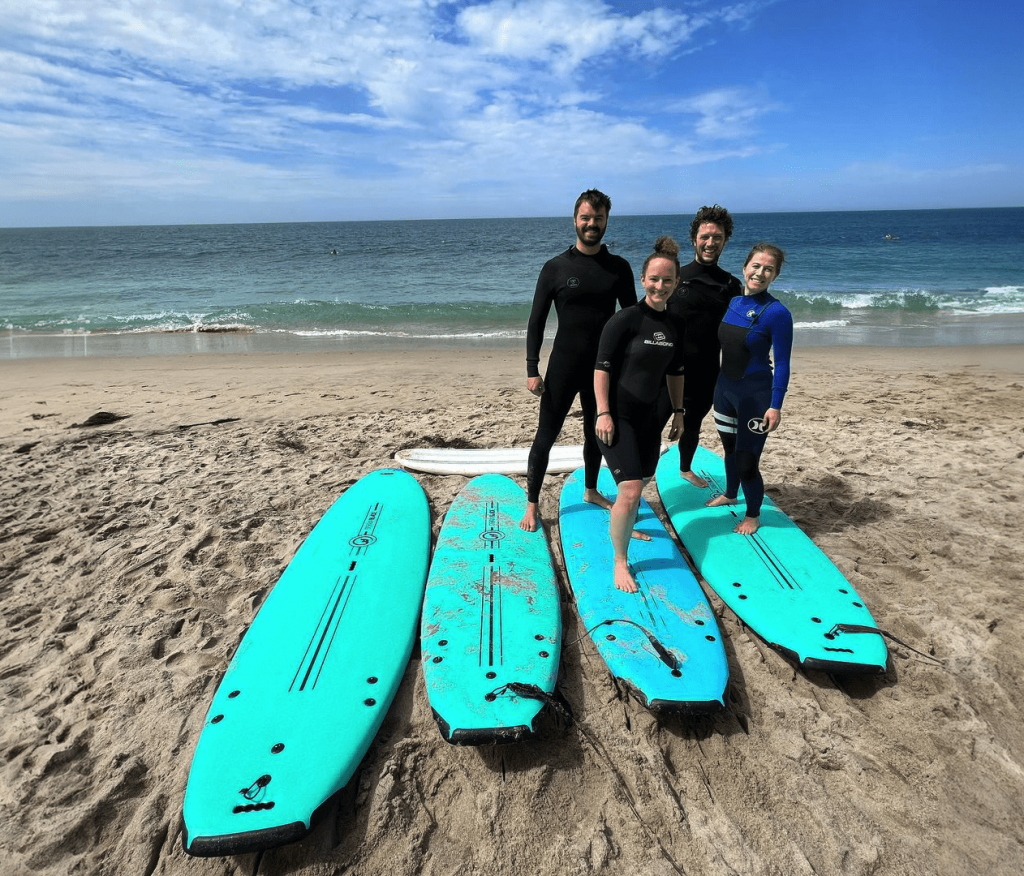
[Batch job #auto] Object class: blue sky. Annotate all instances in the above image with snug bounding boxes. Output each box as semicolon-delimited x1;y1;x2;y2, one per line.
2;0;1021;226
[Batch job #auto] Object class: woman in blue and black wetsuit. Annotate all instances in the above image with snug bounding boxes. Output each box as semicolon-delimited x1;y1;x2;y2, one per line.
706;243;793;535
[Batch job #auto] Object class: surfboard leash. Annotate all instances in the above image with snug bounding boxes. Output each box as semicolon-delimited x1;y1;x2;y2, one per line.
564;619;681;671
827;623;946;667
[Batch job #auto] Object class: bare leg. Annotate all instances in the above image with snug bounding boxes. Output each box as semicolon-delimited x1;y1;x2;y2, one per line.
519;501;540;532
705;494;738;508
585;487;651;542
734;516;760;535
680;470;708;488
610;480;643;593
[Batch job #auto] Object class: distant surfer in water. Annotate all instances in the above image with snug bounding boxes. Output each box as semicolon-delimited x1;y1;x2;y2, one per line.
594;237;686;593
520;189;637;532
705;243;793;535
658;204;741;488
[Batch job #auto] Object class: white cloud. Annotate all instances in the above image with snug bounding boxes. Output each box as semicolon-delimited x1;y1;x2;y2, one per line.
841;160;1009;182
0;1;782;223
670;86;782;140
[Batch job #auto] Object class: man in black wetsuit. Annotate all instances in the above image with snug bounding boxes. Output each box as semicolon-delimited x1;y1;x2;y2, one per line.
520;189;637;532
660;204;742;486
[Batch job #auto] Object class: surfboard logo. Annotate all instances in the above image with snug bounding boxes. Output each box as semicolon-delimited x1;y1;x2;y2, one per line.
480;500;505;547
747;417;768;434
350;503;383;552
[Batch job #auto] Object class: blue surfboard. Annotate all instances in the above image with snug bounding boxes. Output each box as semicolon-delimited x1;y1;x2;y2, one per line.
421;474;561;744
182;469;431;857
656;446;888;673
558;467;728;713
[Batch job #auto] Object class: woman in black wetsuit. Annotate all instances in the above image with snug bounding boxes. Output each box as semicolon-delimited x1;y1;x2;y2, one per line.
594;237;686;593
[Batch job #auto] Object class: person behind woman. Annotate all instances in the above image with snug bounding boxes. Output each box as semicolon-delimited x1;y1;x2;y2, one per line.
658;204;742;487
594;237;686;593
705;243;793;535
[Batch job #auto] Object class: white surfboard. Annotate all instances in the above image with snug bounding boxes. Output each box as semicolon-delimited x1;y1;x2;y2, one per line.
394;444;584;476
395;444;670;477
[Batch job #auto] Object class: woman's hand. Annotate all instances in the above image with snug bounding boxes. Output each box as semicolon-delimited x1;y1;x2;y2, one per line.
526;376;544;397
596;411;615;444
667;412;684;441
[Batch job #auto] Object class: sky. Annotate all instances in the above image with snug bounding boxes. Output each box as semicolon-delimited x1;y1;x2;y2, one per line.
2;0;1022;227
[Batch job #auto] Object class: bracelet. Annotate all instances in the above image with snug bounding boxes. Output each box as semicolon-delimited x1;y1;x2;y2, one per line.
597;411;611;418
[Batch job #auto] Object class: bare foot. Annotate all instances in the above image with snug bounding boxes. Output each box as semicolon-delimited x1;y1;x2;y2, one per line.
583;487;614;511
613;559;638;593
705;494;738;508
519;502;540;532
681;470;708;488
734;516;760;535
585;488;650;541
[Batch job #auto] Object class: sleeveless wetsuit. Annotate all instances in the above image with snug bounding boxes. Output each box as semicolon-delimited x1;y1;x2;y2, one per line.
595;300;685;483
659;260;741;469
525;245;636;502
713;291;793;518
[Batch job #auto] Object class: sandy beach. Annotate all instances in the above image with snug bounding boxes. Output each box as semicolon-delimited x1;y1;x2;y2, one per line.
2;343;1023;876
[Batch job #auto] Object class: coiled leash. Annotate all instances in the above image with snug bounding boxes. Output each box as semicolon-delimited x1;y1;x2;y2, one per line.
565;618;680;670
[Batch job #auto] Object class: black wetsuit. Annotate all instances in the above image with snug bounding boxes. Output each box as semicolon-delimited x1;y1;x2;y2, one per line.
595;300;685;483
525;245;636;502
658;260;741;469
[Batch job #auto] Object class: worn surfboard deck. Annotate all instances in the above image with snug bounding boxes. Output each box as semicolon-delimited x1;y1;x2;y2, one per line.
656;446;888;673
421;474;561;744
182;468;431;857
559;467;728;713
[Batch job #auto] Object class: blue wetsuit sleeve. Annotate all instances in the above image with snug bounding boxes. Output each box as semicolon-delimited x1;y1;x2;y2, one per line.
768;304;794;409
526;263;556;378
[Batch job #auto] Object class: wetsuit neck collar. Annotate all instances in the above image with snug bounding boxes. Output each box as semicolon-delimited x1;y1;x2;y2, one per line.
638;298;667;316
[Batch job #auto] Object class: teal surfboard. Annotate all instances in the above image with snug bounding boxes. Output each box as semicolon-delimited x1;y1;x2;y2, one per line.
558;467;728;714
421;474;561;744
656;446;888;673
182;469;431;857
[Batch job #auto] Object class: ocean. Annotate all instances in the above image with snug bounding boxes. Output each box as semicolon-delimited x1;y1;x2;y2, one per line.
2;207;1022;359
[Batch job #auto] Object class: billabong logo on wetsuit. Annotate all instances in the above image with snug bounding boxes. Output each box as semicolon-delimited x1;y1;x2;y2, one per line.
567;277;580;288
644;331;673;348
747;418;768;434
